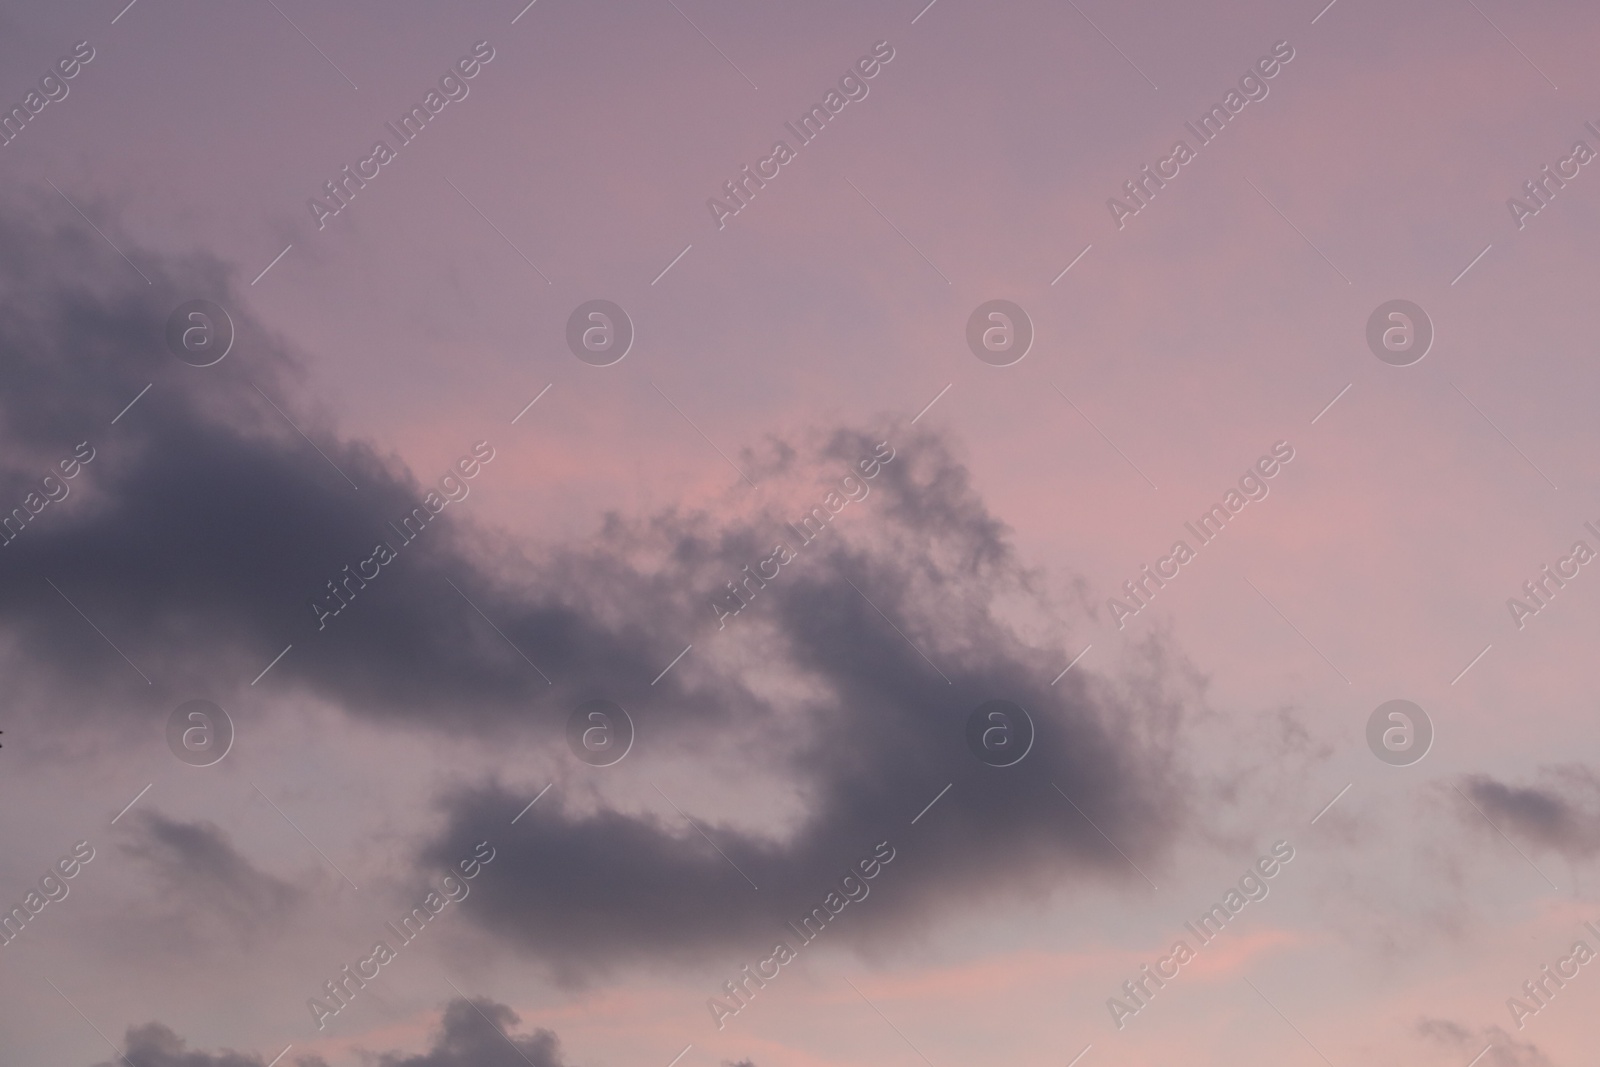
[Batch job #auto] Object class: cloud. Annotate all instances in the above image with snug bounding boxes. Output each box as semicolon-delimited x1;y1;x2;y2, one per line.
116;809;301;943
374;997;570;1067
92;1021;269;1067
1417;1017;1553;1067
1458;766;1600;860
0;201;651;728
92;999;563;1067
0;202;1200;975
420;429;1196;976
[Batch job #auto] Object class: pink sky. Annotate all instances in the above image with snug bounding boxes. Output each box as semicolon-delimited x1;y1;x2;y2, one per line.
2;1;1599;1066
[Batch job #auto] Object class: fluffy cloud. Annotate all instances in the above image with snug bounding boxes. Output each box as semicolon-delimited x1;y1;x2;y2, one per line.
1417;1017;1554;1067
374;997;570;1067
92;998;565;1067
1458;766;1600;860
420;427;1196;976
0;205;1200;979
116;809;302;944
93;1021;274;1067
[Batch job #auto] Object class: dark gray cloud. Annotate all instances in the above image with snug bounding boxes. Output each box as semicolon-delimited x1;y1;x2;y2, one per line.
93;1021;267;1067
1417;1018;1553;1067
117;809;301;942
422;430;1193;976
1459;766;1600;860
2;202;1198;975
374;997;570;1067
93;998;563;1067
0;200;643;729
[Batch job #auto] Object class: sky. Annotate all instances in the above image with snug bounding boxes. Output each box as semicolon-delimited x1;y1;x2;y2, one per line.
1;1;1599;1065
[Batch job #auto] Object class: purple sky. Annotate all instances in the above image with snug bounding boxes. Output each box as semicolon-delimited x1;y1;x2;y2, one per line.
2;2;1600;1066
